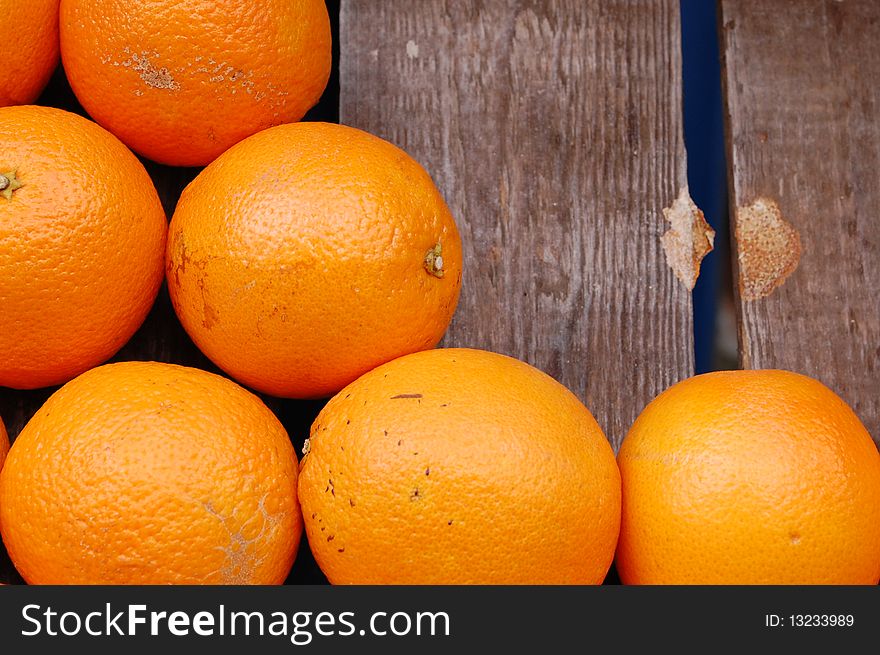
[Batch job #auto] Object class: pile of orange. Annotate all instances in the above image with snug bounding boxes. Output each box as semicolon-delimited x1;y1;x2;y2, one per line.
1;1;879;587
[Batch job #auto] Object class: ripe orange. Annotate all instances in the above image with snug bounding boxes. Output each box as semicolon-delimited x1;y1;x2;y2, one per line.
0;361;301;585
60;0;331;166
617;370;880;584
167;122;462;399
0;417;7;472
0;106;166;390
0;0;59;106
298;348;621;584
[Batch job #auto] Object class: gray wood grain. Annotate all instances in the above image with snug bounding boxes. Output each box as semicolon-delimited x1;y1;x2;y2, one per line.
719;0;880;443
340;0;695;448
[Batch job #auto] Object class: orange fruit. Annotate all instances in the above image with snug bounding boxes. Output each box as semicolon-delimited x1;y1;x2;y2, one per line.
0;106;166;389
0;417;8;471
0;0;60;106
298;348;621;584
167;122;462;399
617;370;880;584
60;0;331;166
0;361;301;584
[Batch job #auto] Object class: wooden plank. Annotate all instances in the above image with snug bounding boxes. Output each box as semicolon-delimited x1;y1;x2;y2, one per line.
340;0;695;449
719;0;880;443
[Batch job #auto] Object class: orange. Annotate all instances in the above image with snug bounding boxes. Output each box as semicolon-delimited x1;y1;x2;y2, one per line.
0;0;59;106
298;348;621;584
60;0;331;166
167;122;462;399
0;417;7;471
0;361;301;585
0;415;8;583
0;106;166;390
617;370;880;584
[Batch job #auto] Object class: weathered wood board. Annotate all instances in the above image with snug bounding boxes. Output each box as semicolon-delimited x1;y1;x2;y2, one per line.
719;0;880;443
340;0;695;450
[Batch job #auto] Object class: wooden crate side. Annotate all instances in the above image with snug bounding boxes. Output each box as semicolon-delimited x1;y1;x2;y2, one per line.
340;0;695;448
719;0;880;442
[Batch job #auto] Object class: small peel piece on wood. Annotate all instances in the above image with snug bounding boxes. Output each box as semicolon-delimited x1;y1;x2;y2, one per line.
660;187;715;290
735;197;801;301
